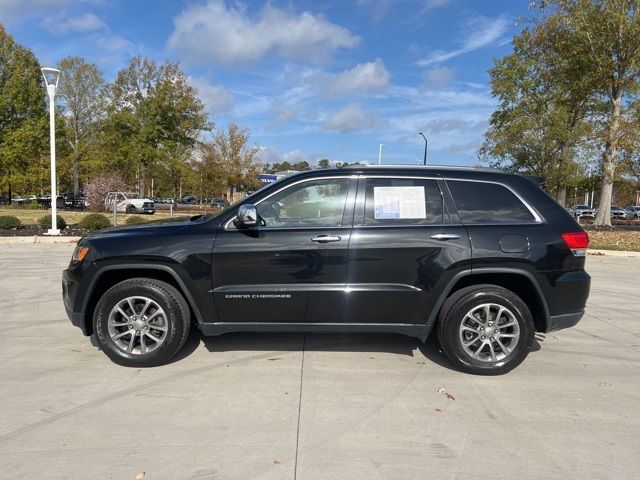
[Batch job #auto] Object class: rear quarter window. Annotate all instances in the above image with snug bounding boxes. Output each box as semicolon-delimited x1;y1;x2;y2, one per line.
447;180;536;224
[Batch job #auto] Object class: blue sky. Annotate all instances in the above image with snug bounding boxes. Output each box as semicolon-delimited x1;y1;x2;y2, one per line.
1;0;526;167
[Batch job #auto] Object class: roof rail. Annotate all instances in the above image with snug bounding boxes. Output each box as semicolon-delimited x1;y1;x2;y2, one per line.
340;163;504;173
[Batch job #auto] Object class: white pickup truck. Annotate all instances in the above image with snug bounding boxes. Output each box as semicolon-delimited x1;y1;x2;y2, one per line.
104;192;155;214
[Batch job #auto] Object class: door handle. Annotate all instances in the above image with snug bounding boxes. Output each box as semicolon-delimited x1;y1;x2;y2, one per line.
311;235;342;243
430;233;461;241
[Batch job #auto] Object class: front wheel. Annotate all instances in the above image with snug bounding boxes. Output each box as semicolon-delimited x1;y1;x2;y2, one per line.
93;278;191;367
437;285;535;375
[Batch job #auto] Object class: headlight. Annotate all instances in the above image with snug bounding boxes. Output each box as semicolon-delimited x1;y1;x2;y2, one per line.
72;245;90;262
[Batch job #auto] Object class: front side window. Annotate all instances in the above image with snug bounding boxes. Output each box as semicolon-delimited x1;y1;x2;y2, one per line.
256;178;350;228
447;180;536;223
363;178;444;225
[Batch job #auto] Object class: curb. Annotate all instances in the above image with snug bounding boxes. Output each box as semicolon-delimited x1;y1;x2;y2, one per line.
0;236;81;245
588;249;640;258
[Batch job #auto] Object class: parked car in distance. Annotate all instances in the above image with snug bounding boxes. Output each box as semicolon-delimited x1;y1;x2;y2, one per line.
569;204;595;218
0;195;6;205
210;198;230;208
610;206;628;218
56;190;87;210
63;165;591;375
105;192;155;214
625;205;640;218
178;195;198;204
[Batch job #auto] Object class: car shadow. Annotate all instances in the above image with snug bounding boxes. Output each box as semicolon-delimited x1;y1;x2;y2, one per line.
171;328;545;369
97;327;546;371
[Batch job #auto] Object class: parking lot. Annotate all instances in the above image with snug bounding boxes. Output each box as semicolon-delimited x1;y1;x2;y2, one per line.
0;244;638;480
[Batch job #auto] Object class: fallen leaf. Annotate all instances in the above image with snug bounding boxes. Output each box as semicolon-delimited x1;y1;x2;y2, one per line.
435;408;443;413
437;386;456;400
273;460;281;465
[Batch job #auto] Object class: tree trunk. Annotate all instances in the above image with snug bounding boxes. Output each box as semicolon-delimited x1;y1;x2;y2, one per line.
594;90;623;226
73;153;80;194
555;185;567;207
139;161;146;197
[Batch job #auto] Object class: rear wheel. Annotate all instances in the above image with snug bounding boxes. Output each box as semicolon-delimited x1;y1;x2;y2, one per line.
126;204;136;214
93;278;190;367
437;285;535;375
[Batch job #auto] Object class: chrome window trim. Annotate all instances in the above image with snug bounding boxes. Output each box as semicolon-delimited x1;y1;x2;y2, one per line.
224;175;357;230
442;177;543;224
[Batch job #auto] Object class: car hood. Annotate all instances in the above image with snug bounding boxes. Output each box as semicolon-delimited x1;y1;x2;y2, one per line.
82;216;200;240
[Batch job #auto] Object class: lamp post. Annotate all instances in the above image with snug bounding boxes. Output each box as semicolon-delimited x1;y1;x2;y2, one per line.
419;132;428;165
41;67;61;235
378;144;386;164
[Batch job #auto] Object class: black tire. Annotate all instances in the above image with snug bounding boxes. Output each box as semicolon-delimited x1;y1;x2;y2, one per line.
93;278;190;367
126;204;136;214
437;285;535;375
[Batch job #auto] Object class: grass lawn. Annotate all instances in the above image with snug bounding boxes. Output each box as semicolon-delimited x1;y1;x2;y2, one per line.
0;206;189;227
586;230;640;252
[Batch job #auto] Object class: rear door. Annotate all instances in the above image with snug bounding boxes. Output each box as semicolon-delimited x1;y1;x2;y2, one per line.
212;176;356;324
346;175;471;325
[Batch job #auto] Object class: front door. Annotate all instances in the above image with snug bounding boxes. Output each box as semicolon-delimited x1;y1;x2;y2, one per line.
212;176;355;324
346;176;472;324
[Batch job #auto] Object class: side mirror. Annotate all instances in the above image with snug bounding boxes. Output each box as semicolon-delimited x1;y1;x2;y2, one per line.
236;204;258;228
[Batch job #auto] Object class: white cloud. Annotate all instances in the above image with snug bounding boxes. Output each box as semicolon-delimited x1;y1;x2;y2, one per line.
282;149;306;164
310;59;391;98
42;13;106;34
189;77;234;115
420;66;454;91
417;15;510;66
0;0;70;22
323;104;378;133
168;1;360;66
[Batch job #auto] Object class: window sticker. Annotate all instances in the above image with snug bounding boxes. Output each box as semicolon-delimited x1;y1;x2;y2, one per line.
373;186;426;219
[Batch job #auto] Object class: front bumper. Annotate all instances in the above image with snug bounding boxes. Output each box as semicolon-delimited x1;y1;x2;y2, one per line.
63;266;91;335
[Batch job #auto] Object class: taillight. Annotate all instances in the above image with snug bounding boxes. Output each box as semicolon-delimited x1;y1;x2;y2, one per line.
562;232;589;256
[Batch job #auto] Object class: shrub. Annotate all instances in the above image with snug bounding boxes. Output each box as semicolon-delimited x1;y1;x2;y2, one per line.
125;215;146;225
27;200;40;210
79;213;111;231
0;215;22;229
38;214;67;231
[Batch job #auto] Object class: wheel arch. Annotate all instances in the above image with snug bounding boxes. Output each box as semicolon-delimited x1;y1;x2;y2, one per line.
81;264;205;336
423;268;550;339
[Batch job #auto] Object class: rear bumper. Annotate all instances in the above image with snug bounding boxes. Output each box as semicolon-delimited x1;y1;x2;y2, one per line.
548;310;584;332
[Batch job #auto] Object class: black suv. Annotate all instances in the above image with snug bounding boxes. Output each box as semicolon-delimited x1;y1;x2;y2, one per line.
63;166;590;374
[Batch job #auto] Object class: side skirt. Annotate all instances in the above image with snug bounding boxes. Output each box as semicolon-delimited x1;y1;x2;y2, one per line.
199;322;429;340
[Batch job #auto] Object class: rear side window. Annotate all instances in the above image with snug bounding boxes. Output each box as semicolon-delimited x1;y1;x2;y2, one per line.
447;180;536;224
364;178;444;225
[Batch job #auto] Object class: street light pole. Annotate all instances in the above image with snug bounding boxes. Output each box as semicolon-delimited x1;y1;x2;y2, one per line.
378;144;386;164
419;132;428;165
41;67;61;235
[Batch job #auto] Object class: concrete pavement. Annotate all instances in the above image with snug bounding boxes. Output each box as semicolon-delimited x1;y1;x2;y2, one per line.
0;244;638;479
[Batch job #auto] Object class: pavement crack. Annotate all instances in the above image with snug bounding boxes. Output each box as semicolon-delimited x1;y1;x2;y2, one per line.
293;333;306;480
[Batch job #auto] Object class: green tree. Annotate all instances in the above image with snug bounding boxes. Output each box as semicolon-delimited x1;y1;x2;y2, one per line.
105;56;210;197
0;24;48;199
56;56;107;194
199;124;261;200
480;25;594;206
318;159;330;168
535;0;640;224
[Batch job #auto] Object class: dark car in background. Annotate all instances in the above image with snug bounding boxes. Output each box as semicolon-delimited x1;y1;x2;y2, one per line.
63;165;590;375
210;198;230;208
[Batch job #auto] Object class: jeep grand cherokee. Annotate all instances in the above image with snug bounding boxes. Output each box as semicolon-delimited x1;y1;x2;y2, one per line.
63;166;590;375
